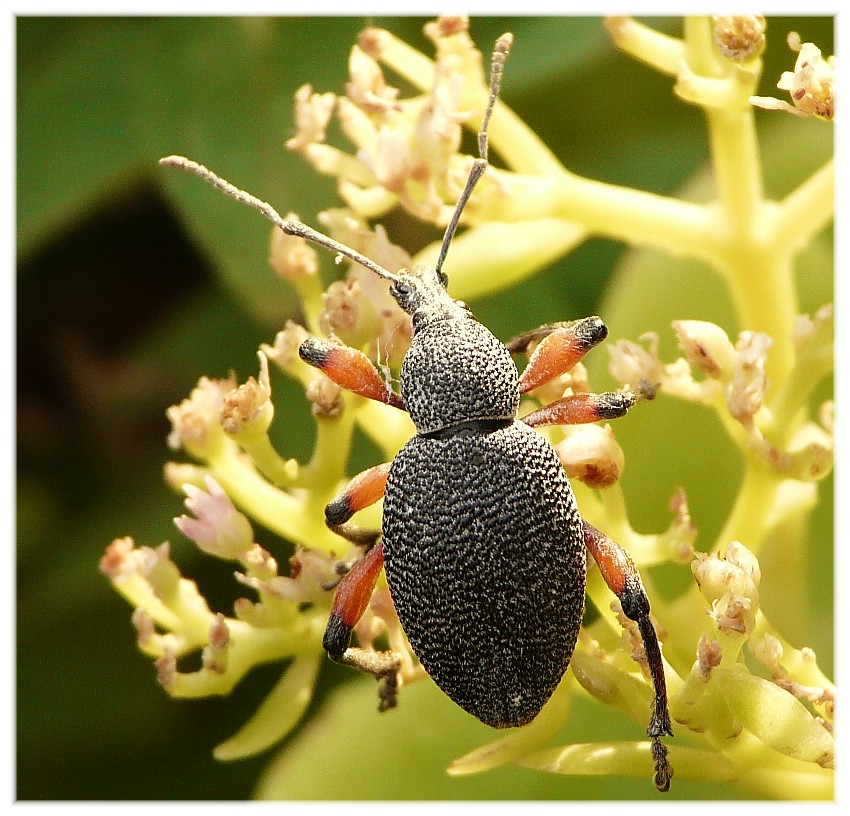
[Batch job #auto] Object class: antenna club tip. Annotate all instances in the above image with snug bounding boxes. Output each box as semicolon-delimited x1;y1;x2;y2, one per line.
496;33;514;54
159;155;200;174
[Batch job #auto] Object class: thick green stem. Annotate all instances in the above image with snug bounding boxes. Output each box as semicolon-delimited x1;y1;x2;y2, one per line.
548;172;720;263
716;241;797;385
705;107;764;231
207;447;337;551
712;455;779;554
772;158;835;252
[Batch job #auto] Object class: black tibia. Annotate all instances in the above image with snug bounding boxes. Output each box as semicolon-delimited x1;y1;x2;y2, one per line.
583;521;673;793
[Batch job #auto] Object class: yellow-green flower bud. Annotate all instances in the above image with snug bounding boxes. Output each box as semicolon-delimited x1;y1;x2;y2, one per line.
285;84;335;152
155;652;177;689
750;33;835;120
608;333;664;390
777;35;835;120
725;331;772;425
166;374;236;459
201;613;231;674
140;542;182;602
131;608;156;648
692;541;761;637
268;213;319;281
321;278;364;337
262;321;310;376
306;375;343;418
555;424;625;489
241;544;278;582
345;43;400;115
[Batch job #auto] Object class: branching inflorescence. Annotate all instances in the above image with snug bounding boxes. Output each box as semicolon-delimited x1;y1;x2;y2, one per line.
101;15;833;798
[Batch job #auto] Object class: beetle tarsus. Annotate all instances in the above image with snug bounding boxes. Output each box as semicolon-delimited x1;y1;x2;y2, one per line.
333;646;402;712
377;668;399;712
328;521;382;549
651;736;673;793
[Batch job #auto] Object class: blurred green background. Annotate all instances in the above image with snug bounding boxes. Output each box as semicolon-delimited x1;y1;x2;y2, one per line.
17;16;833;800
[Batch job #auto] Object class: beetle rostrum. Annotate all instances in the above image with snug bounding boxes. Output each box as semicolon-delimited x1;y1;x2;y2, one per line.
161;29;674;794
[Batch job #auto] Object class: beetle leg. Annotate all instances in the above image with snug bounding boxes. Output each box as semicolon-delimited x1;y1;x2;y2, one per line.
325;461;392;527
508;317;608;394
300;337;405;409
323;541;402;711
521;390;638;428
583;521;674;794
322;461;390;587
322;461;391;591
324;460;391;548
321;461;401;709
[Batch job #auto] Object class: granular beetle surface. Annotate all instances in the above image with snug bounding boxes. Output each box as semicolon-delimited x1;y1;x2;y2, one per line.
384;419;586;729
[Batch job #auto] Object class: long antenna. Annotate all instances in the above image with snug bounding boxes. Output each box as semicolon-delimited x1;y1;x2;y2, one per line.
158;155;401;284
434;32;513;279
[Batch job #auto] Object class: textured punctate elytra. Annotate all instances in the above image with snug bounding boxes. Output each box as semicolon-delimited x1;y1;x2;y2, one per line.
383;422;585;727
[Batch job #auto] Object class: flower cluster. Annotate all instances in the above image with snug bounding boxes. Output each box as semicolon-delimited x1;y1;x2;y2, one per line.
102;15;833;798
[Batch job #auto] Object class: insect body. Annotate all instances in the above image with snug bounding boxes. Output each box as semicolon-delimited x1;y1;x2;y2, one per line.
162;30;673;792
381;275;586;729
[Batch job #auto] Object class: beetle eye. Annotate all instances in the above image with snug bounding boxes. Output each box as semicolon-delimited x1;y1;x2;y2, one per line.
390;279;417;309
391;280;412;297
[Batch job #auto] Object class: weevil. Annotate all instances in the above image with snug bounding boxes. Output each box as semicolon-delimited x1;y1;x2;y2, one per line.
161;31;673;792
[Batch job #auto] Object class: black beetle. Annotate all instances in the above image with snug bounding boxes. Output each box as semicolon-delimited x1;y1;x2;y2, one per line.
161;31;673;792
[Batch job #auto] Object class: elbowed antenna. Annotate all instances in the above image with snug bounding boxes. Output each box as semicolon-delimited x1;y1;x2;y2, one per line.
158;155;402;285
434;32;513;281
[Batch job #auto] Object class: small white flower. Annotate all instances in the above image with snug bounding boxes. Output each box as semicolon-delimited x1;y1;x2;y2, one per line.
219;352;273;437
607;333;664;388
166;374;236;455
285;84;336;152
750;33;835;120
174;475;254;559
268;212;319;281
673;320;737;379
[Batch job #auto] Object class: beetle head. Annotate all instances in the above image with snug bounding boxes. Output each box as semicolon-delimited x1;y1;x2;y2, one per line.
389;266;473;333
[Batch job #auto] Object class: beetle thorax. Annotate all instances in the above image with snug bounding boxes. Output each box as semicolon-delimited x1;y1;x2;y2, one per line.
388;266;519;435
400;319;520;436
